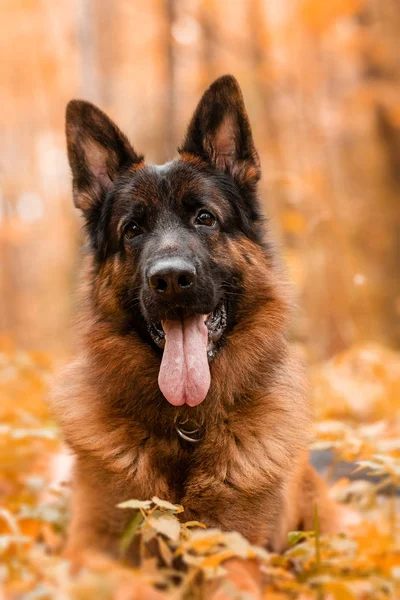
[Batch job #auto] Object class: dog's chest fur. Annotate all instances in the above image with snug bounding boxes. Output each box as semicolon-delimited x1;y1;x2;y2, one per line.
54;342;310;516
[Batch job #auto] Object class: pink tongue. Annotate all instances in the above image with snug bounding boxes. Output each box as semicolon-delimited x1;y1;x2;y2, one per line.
158;315;210;407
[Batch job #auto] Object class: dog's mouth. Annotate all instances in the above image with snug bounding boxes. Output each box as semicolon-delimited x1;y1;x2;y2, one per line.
148;300;227;358
147;300;227;408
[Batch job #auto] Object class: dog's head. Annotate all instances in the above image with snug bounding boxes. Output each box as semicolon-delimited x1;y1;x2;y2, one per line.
66;75;272;407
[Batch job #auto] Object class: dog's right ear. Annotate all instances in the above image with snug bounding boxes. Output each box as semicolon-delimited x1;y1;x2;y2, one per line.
178;75;260;190
66;100;143;213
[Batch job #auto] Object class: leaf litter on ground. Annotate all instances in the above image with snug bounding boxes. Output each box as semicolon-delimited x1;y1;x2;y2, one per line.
0;340;399;598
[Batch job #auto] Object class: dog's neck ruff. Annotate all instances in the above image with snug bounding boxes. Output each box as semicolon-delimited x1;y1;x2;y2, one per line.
175;418;203;443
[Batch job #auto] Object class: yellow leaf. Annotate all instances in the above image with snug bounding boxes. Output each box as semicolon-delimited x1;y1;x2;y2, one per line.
184;520;207;528
201;550;236;568
151;496;184;513
148;514;181;541
118;499;152;510
323;581;356;600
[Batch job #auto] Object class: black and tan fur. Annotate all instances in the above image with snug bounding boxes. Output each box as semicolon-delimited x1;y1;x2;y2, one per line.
52;76;341;564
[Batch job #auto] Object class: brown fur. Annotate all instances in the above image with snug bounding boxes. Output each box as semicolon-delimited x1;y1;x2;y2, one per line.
52;238;339;556
52;76;341;569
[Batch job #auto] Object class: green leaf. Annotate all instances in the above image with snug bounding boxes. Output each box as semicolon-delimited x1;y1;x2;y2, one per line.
287;530;308;547
119;510;144;555
314;504;321;569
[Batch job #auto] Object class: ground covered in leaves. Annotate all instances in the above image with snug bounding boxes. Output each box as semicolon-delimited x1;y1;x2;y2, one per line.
1;339;400;599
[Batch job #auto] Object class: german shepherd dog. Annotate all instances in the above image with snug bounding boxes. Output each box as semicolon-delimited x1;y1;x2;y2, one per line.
53;75;342;581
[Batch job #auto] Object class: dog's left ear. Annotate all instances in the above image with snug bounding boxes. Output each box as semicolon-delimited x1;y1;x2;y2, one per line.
178;75;260;189
66;100;143;214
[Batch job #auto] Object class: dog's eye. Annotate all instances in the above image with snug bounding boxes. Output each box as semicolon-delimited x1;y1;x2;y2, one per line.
124;222;140;240
196;210;216;227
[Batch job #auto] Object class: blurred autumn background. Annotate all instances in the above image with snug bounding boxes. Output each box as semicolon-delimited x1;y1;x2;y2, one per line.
1;1;400;599
2;0;400;360
0;0;400;359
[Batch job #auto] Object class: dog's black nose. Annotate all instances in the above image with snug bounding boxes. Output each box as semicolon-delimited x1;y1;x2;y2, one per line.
148;258;196;297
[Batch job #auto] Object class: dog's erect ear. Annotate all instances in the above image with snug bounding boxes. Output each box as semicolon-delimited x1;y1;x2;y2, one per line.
178;75;260;188
66;100;143;212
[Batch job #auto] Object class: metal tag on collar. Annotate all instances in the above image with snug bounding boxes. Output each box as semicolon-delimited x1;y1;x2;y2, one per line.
175;421;203;443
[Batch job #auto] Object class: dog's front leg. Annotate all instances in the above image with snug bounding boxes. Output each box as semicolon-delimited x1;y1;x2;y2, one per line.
65;455;146;561
182;480;282;599
182;477;285;549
